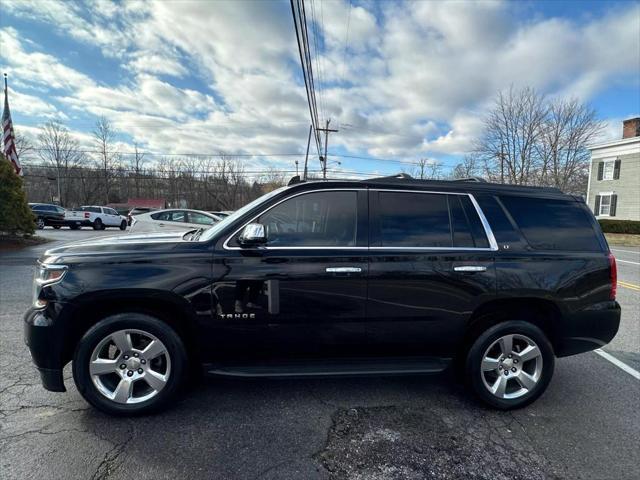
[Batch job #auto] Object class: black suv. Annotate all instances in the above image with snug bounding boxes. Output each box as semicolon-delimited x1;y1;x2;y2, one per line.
24;177;620;415
29;203;66;229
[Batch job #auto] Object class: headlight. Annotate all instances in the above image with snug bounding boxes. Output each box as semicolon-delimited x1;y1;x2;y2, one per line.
36;264;68;285
33;263;68;308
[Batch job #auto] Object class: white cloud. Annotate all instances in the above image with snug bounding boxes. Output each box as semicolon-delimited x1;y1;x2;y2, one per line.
2;0;639;169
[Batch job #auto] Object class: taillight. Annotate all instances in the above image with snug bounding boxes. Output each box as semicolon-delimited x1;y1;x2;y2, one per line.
608;253;617;300
84;212;90;219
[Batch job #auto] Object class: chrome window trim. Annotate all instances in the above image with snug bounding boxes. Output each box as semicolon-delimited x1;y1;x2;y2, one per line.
222;187;498;252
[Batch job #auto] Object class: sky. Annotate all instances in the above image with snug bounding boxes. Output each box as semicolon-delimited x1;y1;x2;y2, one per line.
1;0;639;179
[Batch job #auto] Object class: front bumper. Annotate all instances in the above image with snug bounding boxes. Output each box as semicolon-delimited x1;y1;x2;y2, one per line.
555;301;621;357
24;306;69;392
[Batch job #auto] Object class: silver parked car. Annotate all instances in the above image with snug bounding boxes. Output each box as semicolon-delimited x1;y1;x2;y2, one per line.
128;209;222;233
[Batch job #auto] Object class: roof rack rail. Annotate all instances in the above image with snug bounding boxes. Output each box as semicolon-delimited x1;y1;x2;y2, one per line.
451;176;487;183
288;175;303;186
368;173;414;181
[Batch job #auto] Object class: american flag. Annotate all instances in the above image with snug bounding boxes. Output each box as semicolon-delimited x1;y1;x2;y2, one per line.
2;75;22;176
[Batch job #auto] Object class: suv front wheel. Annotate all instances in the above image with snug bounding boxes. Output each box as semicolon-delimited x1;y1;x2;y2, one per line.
466;320;554;410
73;313;187;416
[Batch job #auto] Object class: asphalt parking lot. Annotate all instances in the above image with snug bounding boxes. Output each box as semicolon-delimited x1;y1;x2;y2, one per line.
1;228;638;480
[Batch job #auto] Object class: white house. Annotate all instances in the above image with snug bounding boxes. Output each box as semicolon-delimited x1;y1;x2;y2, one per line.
586;118;640;221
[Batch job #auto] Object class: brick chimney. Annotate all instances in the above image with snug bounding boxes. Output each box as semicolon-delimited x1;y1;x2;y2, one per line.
622;117;640;139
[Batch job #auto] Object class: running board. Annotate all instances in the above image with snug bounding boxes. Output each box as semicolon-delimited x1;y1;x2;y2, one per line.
205;356;451;378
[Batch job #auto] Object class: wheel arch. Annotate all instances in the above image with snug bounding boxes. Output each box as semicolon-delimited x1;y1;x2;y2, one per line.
459;297;563;361
61;290;201;368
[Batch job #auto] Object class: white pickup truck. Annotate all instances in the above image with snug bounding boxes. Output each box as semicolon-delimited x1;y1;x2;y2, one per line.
64;206;128;230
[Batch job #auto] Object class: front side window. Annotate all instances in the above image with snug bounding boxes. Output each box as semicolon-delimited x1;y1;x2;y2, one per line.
257;191;357;247
151;210;186;222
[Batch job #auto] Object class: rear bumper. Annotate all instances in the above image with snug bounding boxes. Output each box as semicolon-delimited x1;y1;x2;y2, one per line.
555;301;621;357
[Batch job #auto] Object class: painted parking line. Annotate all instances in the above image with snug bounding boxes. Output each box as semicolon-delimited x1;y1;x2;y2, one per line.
594;349;640;380
616;259;640;266
611;248;640;255
618;280;640;292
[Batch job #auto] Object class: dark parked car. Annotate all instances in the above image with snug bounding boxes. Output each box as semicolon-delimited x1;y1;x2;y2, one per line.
29;203;66;229
24;176;620;415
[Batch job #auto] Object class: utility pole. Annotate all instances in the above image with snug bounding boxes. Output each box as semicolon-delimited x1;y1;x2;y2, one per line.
317;119;338;180
500;143;505;184
303;124;312;180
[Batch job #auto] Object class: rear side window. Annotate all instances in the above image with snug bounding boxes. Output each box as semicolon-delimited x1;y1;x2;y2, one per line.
449;195;490;248
499;196;601;251
376;192;451;247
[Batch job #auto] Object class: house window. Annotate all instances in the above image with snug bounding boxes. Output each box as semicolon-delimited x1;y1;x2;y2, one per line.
598;158;620;181
602;160;615;180
599;194;612;216
596;192;617;217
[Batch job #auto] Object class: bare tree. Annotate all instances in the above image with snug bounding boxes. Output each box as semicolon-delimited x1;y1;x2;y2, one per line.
130;143;146;198
476;86;548;184
37;120;84;205
15;131;35;161
93;117;119;203
536;98;604;194
451;154;480;179
407;158;443;179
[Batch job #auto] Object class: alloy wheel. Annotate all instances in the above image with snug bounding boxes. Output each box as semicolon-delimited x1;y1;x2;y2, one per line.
480;333;543;400
89;329;171;404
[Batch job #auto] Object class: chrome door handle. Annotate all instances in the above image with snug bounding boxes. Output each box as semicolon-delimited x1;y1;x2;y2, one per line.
454;266;487;272
326;267;362;273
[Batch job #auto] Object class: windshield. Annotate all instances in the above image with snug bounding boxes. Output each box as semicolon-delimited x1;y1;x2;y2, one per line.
198;185;289;242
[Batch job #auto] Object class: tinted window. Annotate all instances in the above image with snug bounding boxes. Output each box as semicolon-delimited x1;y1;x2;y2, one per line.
31;205;44;211
82;206;101;213
377;192;451;247
449;195;475;248
499;196;601;251
188;212;215;225
449;195;490;248
151;211;186;222
107;208;119;215
258;191;357;246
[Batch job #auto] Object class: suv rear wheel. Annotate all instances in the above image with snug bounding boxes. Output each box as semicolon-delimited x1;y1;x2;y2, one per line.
36;218;45;229
72;313;187;416
93;218;104;230
465;320;554;410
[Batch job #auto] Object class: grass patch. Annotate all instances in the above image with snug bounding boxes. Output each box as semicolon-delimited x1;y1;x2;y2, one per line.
605;233;640;247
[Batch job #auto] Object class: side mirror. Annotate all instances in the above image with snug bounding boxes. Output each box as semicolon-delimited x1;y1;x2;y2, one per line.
239;223;267;246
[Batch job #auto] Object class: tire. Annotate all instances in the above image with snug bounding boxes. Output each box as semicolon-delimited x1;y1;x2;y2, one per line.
53;225;61;229
93;218;104;230
36;218;45;230
119;220;127;231
70;224;80;230
465;320;554;410
72;313;187;416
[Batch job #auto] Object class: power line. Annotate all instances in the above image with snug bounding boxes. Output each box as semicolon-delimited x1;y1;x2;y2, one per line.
340;0;352;86
290;0;323;158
